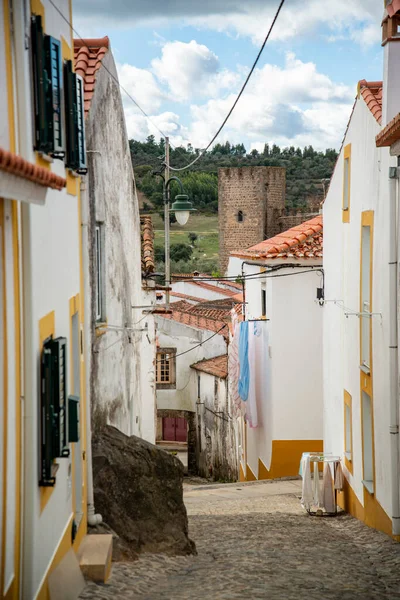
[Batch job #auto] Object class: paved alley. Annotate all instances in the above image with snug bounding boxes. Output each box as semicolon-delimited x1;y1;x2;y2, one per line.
80;480;400;600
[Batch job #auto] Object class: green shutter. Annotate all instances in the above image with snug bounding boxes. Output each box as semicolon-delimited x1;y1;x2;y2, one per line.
31;14;51;154
44;35;64;158
31;16;64;157
64;60;87;173
75;75;87;173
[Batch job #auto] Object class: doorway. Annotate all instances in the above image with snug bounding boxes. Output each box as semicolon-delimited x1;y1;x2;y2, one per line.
162;417;188;442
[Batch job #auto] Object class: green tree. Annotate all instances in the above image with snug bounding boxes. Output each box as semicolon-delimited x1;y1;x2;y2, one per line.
170;243;193;262
188;232;198;246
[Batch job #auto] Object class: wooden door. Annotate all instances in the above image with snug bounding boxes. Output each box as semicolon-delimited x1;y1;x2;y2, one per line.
162;417;188;442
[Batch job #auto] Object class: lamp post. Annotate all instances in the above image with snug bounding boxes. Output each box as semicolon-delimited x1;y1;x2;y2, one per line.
155;161;195;309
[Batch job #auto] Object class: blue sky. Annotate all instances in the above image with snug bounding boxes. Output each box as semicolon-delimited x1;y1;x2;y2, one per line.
73;0;384;151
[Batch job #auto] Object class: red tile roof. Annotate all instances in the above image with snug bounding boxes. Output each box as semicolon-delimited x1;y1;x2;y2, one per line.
376;112;400;147
359;80;382;125
231;215;323;260
0;147;66;190
161;309;228;334
191;354;228;379
140;216;155;274
74;37;110;116
387;0;400;17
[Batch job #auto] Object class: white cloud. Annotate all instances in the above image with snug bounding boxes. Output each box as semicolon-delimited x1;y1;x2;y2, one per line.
151;40;238;101
117;62;167;112
74;0;383;48
185;53;354;151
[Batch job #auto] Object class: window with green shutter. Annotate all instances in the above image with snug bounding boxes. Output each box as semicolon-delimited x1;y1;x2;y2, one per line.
64;60;87;174
30;15;64;158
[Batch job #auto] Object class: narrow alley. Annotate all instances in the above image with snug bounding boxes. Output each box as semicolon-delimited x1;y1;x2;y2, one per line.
80;480;400;600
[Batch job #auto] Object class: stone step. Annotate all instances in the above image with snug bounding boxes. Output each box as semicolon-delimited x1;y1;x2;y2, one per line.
77;534;113;583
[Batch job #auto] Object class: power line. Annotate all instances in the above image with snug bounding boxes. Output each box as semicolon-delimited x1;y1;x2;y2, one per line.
47;0;168;140
155;324;228;363
168;0;286;173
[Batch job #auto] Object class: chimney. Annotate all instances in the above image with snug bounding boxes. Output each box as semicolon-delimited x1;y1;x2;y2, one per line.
382;1;400;126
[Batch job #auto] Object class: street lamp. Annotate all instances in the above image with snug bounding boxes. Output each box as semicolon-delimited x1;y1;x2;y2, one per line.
154;173;195;309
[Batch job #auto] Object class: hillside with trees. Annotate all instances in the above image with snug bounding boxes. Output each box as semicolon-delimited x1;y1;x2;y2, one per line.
130;136;338;213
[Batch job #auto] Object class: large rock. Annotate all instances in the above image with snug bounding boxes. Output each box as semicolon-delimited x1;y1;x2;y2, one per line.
92;425;196;558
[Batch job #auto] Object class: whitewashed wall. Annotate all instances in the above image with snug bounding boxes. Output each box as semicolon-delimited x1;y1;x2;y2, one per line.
155;317;227;412
323;95;395;518
171;280;231;301
85;50;156;442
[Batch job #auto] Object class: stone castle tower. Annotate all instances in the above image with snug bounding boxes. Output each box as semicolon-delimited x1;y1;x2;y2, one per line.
218;166;286;273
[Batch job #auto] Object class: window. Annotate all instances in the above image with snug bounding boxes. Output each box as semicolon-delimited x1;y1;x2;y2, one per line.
237;211;244;223
342;144;351;222
344;391;353;473
95;224;105;322
64;60;87;173
360;213;373;372
31;15;64;158
261;285;266;317
156;348;176;389
362;391;374;494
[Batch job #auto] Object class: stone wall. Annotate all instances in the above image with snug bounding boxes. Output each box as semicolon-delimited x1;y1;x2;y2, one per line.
278;209;321;231
218;167;285;273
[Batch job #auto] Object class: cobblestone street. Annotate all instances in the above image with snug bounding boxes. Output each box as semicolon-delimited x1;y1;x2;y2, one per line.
80;480;400;599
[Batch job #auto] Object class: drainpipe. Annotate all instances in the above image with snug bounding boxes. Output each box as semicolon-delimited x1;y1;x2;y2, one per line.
81;177;102;526
389;163;400;536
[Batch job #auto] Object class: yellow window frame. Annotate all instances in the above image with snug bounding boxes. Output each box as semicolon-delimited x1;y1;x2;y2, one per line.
342;143;351;223
344;390;353;474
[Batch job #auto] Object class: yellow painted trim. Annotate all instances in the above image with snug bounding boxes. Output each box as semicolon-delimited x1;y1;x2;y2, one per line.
66;172;78;196
337;475;393;539
239;463;246;482
246;463;257;482
31;0;45;27
39;311;56;512
61;36;72;61
4;0;16;153
95;320;108;337
1;198;8;596
360;210;375;495
344;390;353;474
342;143;351;223
35;515;74;600
35;153;51;171
11;201;22;600
258;440;324;480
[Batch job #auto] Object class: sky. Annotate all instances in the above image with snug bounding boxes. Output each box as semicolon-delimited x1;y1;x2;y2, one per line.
72;0;384;153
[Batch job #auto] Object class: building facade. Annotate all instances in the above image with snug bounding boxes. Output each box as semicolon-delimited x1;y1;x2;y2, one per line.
0;0;96;596
74;38;157;443
228;216;323;481
323;2;400;538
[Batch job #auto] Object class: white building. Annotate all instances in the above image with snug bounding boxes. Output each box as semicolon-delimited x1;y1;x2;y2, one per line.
228;216;323;481
0;0;108;596
323;1;400;539
155;298;239;479
75;38;157;444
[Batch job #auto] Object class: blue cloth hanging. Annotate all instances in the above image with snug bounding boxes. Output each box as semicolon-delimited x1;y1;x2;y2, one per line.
238;321;250;401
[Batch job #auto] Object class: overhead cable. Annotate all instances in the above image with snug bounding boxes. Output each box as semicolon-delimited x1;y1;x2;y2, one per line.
168;0;286;172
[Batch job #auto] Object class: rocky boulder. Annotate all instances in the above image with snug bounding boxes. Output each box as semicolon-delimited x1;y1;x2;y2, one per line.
92;425;196;558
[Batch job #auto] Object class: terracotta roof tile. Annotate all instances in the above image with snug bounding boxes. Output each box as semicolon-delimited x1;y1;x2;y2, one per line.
359;80;382;125
376;112;400;147
231;215;323;260
74;37;110;116
161;309;228;334
191;354;228;379
188;280;237;297
0;147;66;190
140;215;155;274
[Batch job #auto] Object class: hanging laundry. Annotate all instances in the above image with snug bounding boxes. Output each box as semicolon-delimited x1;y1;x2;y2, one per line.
246;321;269;428
300;455;313;511
238;321;249;401
313;461;322;508
228;311;242;418
322;462;335;513
334;462;344;491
